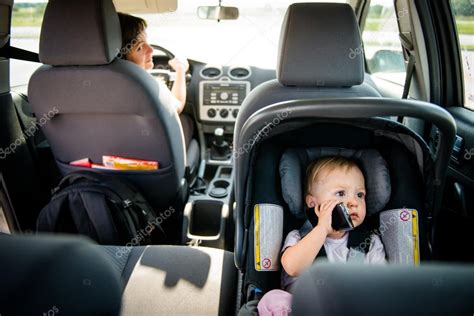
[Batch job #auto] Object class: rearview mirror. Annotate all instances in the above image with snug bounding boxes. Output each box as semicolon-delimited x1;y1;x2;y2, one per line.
197;6;239;20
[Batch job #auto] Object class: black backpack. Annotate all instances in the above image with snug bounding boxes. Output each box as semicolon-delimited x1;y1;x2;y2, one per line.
37;170;166;245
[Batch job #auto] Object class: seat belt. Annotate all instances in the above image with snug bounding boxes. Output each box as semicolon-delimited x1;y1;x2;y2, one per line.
0;45;40;62
398;32;416;123
402;54;416;100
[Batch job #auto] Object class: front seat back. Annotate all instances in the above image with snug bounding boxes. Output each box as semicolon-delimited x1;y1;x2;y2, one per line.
235;3;381;135
292;262;474;315
28;0;187;213
0;234;122;315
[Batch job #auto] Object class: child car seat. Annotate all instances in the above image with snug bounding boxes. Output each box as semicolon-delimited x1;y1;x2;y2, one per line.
232;98;456;309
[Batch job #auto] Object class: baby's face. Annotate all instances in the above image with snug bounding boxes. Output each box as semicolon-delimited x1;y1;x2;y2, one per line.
309;166;367;228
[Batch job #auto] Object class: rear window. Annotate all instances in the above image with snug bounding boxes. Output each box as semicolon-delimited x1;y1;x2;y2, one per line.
450;0;474;110
362;0;406;86
9;1;47;87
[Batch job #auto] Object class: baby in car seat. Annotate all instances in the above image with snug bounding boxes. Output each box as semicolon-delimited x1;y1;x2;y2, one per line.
257;156;386;316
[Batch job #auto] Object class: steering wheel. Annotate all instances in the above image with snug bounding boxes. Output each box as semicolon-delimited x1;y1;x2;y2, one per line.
151;44;175;59
149;44;191;87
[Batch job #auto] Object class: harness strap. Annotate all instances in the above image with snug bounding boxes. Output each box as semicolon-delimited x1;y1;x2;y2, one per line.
299;219;371;262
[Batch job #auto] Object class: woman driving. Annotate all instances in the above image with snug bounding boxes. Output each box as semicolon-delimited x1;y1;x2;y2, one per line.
117;12;194;147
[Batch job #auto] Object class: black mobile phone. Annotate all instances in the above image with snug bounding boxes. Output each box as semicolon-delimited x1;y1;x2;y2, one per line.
332;202;354;231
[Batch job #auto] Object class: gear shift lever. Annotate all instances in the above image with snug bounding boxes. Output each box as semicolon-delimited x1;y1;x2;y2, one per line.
214;127;225;147
211;127;231;160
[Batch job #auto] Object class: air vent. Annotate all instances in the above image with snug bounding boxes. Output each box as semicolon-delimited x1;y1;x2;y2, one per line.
200;67;222;79
228;67;251;79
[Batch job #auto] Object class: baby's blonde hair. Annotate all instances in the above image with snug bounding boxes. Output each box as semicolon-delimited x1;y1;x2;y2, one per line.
305;156;361;195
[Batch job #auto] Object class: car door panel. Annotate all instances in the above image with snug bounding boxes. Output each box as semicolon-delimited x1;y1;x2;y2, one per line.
437;106;474;261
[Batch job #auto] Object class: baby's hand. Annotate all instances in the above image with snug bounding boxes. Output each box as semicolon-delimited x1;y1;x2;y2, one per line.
315;199;340;235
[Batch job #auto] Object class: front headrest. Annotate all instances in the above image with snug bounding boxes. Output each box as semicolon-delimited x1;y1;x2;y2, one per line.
40;0;122;66
280;148;391;219
277;3;364;87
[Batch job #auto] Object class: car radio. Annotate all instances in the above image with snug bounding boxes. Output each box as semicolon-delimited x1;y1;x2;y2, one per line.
199;80;251;122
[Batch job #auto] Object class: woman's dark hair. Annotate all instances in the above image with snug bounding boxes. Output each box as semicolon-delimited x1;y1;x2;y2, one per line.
117;12;147;58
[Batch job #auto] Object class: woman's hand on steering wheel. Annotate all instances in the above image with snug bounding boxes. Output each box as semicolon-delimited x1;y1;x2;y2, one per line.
150;44;189;73
168;57;189;73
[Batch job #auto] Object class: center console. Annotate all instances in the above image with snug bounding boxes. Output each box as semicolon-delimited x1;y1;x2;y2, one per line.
183;75;250;250
198;78;251;164
182;166;234;249
199;80;250;122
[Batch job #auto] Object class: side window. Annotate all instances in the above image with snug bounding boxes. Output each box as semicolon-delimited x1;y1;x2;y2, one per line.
9;1;47;87
362;0;406;86
450;0;474;110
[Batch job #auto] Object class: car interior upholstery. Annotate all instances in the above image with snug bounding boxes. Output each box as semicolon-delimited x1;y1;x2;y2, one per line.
291;262;474;315
234;2;381;137
1;0;473;314
28;0;191;241
0;234;123;315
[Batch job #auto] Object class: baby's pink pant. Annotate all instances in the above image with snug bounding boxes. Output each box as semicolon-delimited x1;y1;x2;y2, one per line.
257;289;292;316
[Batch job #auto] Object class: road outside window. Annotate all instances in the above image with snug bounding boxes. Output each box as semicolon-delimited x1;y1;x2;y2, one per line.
9;0;46;87
450;0;474;110
362;0;406;87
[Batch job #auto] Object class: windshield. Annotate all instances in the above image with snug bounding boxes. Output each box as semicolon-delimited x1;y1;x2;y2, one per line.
10;0;351;86
136;0;349;68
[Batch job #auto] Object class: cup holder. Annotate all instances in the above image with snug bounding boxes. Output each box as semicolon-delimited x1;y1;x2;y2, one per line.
209;180;230;198
188;200;223;237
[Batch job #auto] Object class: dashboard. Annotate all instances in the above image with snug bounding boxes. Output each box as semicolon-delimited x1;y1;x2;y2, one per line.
195;65;275;124
151;54;276;126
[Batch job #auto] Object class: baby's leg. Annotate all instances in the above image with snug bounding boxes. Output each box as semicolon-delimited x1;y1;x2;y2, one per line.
257;289;292;316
